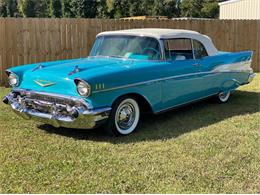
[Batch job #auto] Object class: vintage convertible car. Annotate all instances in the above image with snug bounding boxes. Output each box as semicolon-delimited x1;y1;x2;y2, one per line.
3;28;255;136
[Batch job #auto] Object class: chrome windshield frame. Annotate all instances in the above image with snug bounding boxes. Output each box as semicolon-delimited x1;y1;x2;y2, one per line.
90;34;164;61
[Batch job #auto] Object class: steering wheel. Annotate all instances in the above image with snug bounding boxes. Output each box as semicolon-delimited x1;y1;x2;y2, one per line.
142;47;160;60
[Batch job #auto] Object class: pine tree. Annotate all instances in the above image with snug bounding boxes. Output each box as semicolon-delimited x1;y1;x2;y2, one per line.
18;0;36;17
0;0;19;17
70;0;97;18
61;0;72;17
53;0;62;17
48;0;53;17
97;0;109;18
0;0;8;16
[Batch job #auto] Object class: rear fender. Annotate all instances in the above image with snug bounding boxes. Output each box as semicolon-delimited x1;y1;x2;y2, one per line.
213;51;253;73
220;78;241;93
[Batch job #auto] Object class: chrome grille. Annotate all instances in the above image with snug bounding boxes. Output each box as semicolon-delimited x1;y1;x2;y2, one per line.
28;93;75;106
12;90;88;118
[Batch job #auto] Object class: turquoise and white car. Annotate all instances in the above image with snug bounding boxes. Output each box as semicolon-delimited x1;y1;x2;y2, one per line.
3;28;255;136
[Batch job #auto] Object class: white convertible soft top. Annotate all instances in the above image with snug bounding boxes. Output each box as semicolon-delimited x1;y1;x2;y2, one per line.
97;28;218;56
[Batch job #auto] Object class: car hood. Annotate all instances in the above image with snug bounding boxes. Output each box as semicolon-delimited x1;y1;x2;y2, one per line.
25;57;134;77
18;57;136;96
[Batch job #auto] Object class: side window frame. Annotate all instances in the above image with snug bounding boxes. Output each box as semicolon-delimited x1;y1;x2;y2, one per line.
192;39;209;59
162;38;195;61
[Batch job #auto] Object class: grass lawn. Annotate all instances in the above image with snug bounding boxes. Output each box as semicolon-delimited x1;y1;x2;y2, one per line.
0;74;259;193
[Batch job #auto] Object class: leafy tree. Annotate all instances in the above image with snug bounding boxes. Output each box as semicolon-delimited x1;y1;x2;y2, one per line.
18;0;49;17
155;0;179;18
61;0;72;17
70;0;97;18
128;0;144;17
201;0;219;18
1;0;223;19
0;0;8;16
34;0;48;17
48;0;53;17
18;0;36;17
96;0;109;18
48;0;62;18
105;0;130;18
0;0;19;17
145;0;159;16
180;0;219;18
181;0;203;18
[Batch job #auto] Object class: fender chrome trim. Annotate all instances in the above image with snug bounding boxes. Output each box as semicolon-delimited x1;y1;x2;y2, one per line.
93;63;252;94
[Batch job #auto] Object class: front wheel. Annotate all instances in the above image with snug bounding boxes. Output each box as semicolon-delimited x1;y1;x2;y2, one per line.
105;96;140;136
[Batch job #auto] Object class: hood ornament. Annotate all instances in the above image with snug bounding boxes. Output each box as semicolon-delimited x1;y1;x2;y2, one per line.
69;65;80;76
32;64;44;72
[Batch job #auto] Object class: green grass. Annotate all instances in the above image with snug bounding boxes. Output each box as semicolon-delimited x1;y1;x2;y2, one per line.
0;74;259;193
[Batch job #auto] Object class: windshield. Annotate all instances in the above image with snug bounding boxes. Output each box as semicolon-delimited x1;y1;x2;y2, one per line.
89;35;161;60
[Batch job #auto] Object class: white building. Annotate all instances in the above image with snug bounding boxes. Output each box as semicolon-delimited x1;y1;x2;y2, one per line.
219;0;260;19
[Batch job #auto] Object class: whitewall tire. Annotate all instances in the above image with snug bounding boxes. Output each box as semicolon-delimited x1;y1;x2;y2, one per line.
105;96;140;136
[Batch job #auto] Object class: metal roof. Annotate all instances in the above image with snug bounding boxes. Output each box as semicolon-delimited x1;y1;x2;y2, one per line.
219;0;242;6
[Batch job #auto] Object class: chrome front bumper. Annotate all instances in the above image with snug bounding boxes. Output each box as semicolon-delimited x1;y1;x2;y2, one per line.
3;89;111;129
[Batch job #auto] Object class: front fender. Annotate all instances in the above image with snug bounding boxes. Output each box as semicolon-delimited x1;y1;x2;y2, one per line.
6;64;38;83
86;81;162;113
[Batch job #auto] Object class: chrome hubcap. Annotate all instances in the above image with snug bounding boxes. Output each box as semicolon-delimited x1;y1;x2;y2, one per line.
219;91;230;102
116;103;136;130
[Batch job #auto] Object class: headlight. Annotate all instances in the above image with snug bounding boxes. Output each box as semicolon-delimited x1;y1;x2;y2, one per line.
76;81;91;97
8;73;19;87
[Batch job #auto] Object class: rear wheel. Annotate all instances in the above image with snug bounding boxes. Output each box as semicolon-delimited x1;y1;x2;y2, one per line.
105;96;140;136
217;91;231;103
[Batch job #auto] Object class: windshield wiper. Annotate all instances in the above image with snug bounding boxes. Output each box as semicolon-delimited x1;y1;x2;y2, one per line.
109;55;125;59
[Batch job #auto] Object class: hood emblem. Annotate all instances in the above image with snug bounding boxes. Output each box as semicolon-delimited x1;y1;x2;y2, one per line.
34;80;56;87
68;65;80;76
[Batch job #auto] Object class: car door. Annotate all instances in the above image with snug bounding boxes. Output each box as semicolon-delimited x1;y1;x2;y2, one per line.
192;39;219;96
161;38;202;110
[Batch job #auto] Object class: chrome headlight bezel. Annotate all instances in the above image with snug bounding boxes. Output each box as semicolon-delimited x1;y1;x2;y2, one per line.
6;71;19;87
75;79;91;97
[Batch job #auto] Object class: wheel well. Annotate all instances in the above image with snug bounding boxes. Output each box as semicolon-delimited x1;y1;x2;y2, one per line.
113;93;153;114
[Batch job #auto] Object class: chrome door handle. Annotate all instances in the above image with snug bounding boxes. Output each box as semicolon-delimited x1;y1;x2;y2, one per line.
192;63;201;67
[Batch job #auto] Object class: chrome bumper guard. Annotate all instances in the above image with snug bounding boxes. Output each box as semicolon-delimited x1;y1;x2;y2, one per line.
3;89;111;129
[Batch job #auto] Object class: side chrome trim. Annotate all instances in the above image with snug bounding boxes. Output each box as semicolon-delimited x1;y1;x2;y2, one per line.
93;70;251;94
92;71;214;94
212;60;252;73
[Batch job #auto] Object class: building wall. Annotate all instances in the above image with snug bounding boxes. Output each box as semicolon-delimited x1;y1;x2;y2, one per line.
219;0;260;19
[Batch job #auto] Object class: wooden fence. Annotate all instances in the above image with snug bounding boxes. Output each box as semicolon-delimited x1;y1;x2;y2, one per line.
0;18;259;85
